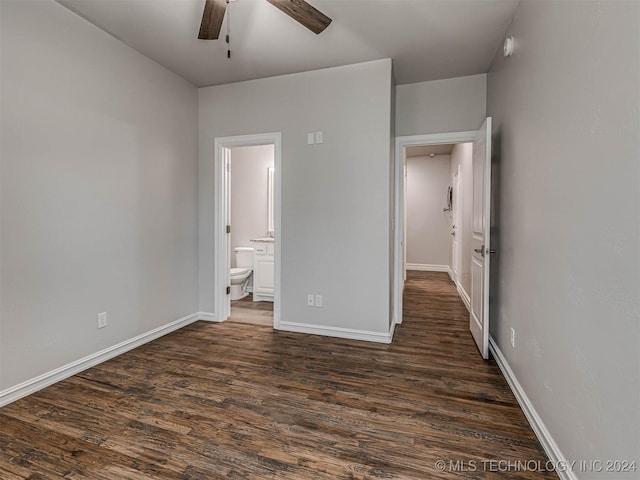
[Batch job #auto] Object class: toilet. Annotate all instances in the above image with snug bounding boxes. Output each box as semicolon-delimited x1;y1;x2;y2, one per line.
230;247;254;300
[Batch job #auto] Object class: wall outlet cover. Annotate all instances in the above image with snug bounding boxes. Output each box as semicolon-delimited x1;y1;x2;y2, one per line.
98;312;108;329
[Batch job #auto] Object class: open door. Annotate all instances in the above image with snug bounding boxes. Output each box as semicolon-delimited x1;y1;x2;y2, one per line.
470;117;493;359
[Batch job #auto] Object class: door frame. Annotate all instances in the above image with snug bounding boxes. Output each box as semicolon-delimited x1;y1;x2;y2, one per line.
214;132;282;327
451;163;462;283
393;131;476;325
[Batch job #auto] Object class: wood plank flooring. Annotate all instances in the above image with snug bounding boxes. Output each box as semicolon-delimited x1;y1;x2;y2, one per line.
230;296;274;326
0;271;556;479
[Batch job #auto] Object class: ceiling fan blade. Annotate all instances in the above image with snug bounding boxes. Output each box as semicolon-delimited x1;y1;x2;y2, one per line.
198;0;227;40
266;0;332;35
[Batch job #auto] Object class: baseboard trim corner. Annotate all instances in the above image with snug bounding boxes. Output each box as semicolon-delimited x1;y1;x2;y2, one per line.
0;312;200;408
277;321;393;344
489;337;576;480
197;312;218;322
405;263;449;272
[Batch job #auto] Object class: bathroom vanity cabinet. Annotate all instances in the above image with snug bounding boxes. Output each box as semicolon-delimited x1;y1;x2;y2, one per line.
250;240;274;302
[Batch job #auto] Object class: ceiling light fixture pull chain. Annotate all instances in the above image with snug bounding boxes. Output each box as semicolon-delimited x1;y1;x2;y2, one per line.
226;0;231;58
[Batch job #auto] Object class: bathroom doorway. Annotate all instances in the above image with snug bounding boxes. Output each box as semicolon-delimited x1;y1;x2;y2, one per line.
229;145;275;326
214;133;281;328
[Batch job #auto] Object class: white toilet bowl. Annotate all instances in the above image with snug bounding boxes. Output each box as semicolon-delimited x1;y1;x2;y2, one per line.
230;247;254;300
230;267;252;300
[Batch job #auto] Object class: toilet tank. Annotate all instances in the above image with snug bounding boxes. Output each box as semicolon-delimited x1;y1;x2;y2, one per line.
234;247;254;269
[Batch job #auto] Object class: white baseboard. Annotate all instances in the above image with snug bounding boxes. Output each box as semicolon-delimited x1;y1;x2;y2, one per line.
277;321;393;344
0;312;201;408
252;294;274;303
448;267;455;281
456;282;471;311
197;311;218;322
406;263;450;272
489;337;576;480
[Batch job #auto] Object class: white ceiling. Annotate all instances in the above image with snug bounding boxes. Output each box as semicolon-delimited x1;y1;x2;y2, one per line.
56;0;519;88
406;144;454;157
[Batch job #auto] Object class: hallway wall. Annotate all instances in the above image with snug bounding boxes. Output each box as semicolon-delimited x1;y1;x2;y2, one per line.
395;74;486;136
405;155;451;268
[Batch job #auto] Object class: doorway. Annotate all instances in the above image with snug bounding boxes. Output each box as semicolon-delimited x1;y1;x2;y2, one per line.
394;122;493;359
214;133;282;328
404;144;457;276
228;144;275;326
402;141;473;309
394;132;475;325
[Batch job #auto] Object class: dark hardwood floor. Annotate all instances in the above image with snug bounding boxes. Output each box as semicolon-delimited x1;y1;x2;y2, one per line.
0;271;555;479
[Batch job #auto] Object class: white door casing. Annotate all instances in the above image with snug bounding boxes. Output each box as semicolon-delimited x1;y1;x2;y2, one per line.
469;117;492;359
224;148;232;320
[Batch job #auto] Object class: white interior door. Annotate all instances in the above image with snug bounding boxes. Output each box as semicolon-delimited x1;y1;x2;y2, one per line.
451;166;461;281
470;117;492;359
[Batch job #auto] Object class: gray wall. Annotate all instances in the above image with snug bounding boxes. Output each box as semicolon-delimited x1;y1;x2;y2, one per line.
0;0;199;390
230;145;274;266
396;74;487;136
405;155;451;267
487;0;639;471
449;143;473;298
199;59;393;334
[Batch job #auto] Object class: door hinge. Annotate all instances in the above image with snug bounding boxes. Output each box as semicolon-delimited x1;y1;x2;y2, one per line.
226;225;231;234
226;286;231;295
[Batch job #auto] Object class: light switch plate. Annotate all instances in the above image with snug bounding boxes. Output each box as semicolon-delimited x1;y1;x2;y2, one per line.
307;133;315;145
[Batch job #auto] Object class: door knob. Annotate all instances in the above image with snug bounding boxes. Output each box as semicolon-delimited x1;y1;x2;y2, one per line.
474;246;497;257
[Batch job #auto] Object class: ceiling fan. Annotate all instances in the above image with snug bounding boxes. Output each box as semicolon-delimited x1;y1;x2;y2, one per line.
198;0;332;41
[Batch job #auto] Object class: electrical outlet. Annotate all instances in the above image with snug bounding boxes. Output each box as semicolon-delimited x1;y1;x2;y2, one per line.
98;312;108;329
315;131;323;144
510;328;515;348
307;294;315;307
315;295;323;307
